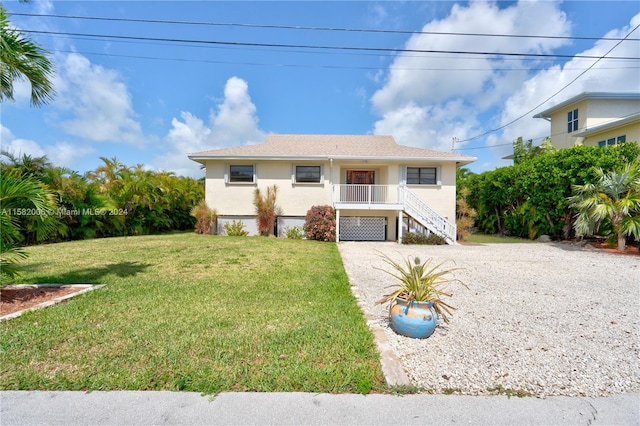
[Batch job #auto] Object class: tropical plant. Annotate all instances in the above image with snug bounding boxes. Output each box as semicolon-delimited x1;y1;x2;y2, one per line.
456;187;476;241
466;142;640;239
0;5;55;106
253;185;278;236
0;169;58;282
283;225;304;239
304;205;336;242
375;253;462;323
401;232;446;245
568;161;640;251
190;199;218;234
512;137;556;165
224;220;248;236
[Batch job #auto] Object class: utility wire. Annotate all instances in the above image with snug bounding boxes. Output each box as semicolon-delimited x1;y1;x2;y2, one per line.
455;23;640;144
22;29;640;60
55;48;640;71
11;12;634;42
40;32;640;64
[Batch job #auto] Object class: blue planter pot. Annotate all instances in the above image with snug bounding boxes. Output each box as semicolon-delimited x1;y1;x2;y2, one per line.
389;299;437;339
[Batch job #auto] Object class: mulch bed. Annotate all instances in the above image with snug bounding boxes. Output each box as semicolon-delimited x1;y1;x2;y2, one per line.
0;286;86;316
589;241;640;256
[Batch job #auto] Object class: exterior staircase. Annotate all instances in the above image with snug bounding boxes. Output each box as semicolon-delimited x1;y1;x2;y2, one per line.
400;186;457;245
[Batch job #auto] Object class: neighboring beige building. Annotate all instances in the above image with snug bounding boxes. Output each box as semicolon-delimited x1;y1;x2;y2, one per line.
188;134;475;244
533;92;640;149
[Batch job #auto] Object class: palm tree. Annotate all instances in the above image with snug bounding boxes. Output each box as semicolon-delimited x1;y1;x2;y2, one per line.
0;169;58;282
0;5;55;106
568;161;640;251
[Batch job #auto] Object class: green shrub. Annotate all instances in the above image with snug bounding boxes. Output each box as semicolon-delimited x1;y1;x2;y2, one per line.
402;232;446;245
223;220;248;236
304;205;336;242
465;142;640;240
283;226;304;239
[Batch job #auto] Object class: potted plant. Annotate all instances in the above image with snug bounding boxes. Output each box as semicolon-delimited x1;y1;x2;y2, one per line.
375;253;463;339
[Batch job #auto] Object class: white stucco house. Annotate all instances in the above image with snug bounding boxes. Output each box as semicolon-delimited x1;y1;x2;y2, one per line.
533;92;640;149
188;134;476;244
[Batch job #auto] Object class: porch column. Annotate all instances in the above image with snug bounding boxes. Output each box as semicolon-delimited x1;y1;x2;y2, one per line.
335;209;340;243
397;210;403;244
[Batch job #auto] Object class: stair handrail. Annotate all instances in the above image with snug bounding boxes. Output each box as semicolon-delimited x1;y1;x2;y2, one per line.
400;186;456;243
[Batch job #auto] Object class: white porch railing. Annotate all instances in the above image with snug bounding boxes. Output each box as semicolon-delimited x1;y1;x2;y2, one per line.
333;184;400;205
332;184;457;244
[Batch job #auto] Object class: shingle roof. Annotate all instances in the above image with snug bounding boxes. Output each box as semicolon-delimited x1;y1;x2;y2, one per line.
188;134;475;164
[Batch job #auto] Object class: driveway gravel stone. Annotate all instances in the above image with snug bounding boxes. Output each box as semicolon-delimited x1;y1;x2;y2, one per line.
338;241;640;397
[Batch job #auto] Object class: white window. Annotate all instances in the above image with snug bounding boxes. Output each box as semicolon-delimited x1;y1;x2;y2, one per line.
567;109;579;133
406;167;438;185
228;164;255;183
598;135;626;147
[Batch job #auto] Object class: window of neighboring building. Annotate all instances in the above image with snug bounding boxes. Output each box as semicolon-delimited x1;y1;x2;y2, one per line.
229;165;255;183
597;135;626;148
406;167;437;185
567;109;579;133
295;165;322;183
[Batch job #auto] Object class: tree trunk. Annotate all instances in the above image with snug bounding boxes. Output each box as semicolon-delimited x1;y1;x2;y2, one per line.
495;206;504;235
618;232;626;251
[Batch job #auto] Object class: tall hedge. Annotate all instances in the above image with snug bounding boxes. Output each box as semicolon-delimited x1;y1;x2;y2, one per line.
465;143;639;240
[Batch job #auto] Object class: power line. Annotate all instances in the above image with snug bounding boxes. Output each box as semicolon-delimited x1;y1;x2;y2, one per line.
22;29;640;60
455;23;640;144
12;12;633;42
57;48;640;72
40;32;640;65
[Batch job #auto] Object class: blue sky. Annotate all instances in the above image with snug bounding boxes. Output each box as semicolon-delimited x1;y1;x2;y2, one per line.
2;0;639;178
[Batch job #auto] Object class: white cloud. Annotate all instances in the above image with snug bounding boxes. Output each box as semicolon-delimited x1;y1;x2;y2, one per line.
1;125;95;169
370;1;572;154
155;77;265;177
373;100;479;151
46;141;96;168
208;77;265;147
1;125;46;158
54;53;144;144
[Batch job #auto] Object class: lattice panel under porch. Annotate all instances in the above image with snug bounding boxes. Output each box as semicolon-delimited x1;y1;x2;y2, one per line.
339;216;386;241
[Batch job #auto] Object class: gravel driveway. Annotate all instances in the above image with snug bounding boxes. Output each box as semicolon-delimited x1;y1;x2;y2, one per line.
338;241;640;397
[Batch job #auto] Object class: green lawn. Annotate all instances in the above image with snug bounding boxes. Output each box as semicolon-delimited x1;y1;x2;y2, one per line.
464;233;535;244
0;233;386;394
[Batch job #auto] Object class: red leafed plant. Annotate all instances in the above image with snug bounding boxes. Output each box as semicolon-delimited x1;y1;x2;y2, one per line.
304;205;336;242
254;185;279;236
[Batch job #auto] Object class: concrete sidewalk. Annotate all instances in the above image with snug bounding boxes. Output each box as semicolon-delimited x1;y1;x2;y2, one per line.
2;391;638;425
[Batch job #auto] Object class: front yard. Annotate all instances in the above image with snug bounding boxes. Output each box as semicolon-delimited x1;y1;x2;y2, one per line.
0;233;386;394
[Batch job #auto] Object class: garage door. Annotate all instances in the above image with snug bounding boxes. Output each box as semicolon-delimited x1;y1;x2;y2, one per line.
339;216;386;241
